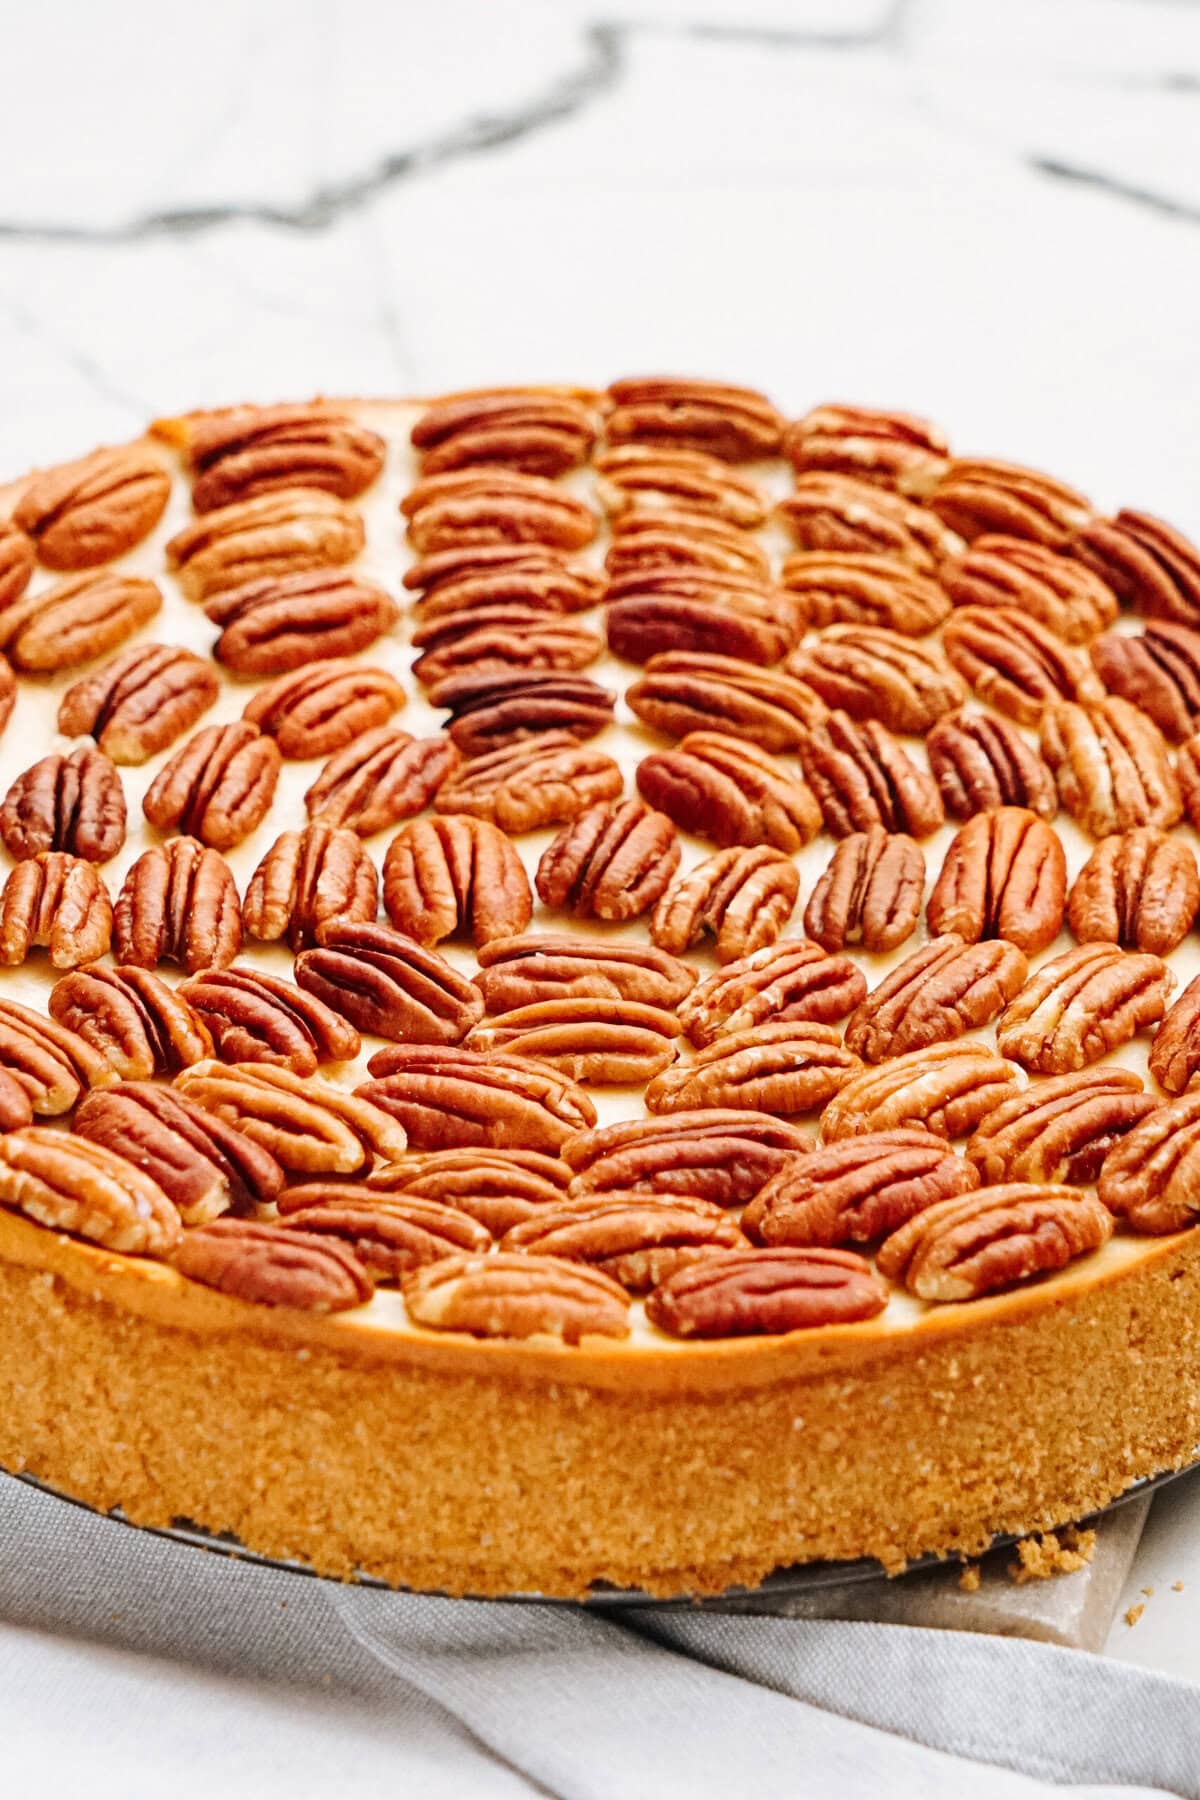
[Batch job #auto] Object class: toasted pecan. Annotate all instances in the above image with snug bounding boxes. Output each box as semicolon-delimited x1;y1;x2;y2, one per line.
926;808;1067;954
465;997;680;1084
780;552;950;634
877;1183;1111;1300
941;536;1117;643
679;939;866;1048
173;1217;373;1311
242;822;377;953
472;934;696;1013
1072;509;1200;627
637;730;821;851
403;1251;629;1342
434;732;623;834
114;837;242;973
0;1126;180;1256
561;1109;811;1208
536;800;679;923
358;1044;596;1153
412;389;597;477
926;711;1058;821
644;1020;861;1118
500;1192;744;1292
180;404;385;510
776;472;958;568
14;445;170;570
1068;828;1199;955
820;1041;1024;1142
1088;622;1200;743
176;1059;407;1175
0;853;112;970
402;467;596;553
178;965;360;1075
930;458;1093;549
782;403;949;494
0;570;161;673
1040;697;1182;837
295;919;484;1045
383;814;531;947
605;375;784;461
785;625;964;734
304;729;459;837
166;487;365;600
49;963;211;1080
743;1129;979;1248
1098;1092;1200;1233
206;568;399;673
941;606;1105;725
645;1247;888;1338
142;721;281;851
845;935;1027;1062
626;651;827;750
996;943;1172;1075
651;845;800;964
57;644;220;765
795;712;944;839
0;745;125;863
803;829;923;955
967;1069;1157;1186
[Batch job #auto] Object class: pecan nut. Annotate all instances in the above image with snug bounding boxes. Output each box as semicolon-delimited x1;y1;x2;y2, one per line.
172;1217;373;1311
472;934;696;1012
295;919;484;1044
596;443;766;527
57;643;220;765
605;375;784;461
645;1246;888;1338
49;963;211;1079
1098;1093;1200;1233
782;403;949;494
785;625;964;733
1068;828;1200;955
358;1044;596;1153
430;668;615;757
402;467;596;553
1149;973;1200;1095
678;938;866;1048
178;965;360;1075
406;542;603;614
0;519;35;607
1072;509;1200;627
434;732;623;834
382;814;530;947
114;837;242;973
276;1185;491;1279
604;577;798;667
1088;622;1200;743
625;651;827;750
996;943;1173;1075
780;552;950;634
412;610;603;688
535;800;679;922
941;606;1104;724
305;729;459;837
967;1069;1157;1186
1040;697;1182;836
243;658;405;759
803;829;924;954
13;445;171;570
242;822;376;953
166;487;365;600
795;712;944;839
643;1020;862;1118
500;1192;744;1292
941;535;1118;643
561;1109;811;1208
637;730;821;851
176;404;386;510
73;1081;285;1224
411;389;597;477
606;511;770;581
877;1183;1112;1300
926;808;1067;954
465;997;680;1084
205;568;399;673
364;1147;570;1237
0;745;125;863
0;570;161;673
0;853;112;969
844;934;1027;1063
402;1251;629;1342
929;458;1093;549
651;845;800;964
776;471;958;569
0;995;115;1115
176;1059;407;1174
820;1041;1024;1142
142;721;281;850
926;710;1058;821
0;1126;180;1256
742;1129;979;1247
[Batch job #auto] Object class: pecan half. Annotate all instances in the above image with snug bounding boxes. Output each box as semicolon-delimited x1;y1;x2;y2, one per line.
142;721;281;851
364;1147;570;1237
561;1109;811;1207
1068;829;1199;955
0;854;111;969
606;510;771;581
941;536;1118;643
176;1059;407;1174
605;577;799;667
166;487;365;600
429;668;616;756
679;938;866;1048
434;732;623;834
14;445;170;570
637;730;822;851
0;570;161;673
1072;509;1200;627
172;1217;372;1310
596;443;766;527
996;942;1172;1075
782;403;949;494
844;934;1027;1062
803;829;924;954
383;814;530;947
0;520;35;606
205;568;399;673
644;1020;861;1117
473;934;696;1012
1098;1093;1200;1232
242;822;377;953
877;1183;1111;1300
926;808;1067;953
178;965;360;1075
785;625;965;733
742;1129;979;1247
57;644;220;765
412;610;603;688
409;548;603;621
780;552;950;634
403;1251;629;1341
276;1185;491;1279
358;1044;596;1153
465;997;680;1083
926;710;1058;821
0;995;115;1115
820;1041;1024;1142
180;404;385;510
243;658;405;760
651;844;799;964
74;1081;285;1224
1089;622;1200;742
626;651;827;750
49;963;211;1079
304;729;458;837
967;1069;1157;1185
1040;697;1182;836
402;468;596;553
114;837;242;972
1149;973;1200;1095
411;389;597;477
941;606;1104;725
0;745;125;863
605;375;784;461
535;800;679;923
0;1126;180;1256
295;919;483;1044
501;1192;744;1291
645;1246;888;1338
929;459;1093;549
795;712;945;839
776;472;959;569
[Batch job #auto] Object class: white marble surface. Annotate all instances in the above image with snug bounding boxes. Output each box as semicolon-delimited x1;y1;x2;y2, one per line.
0;0;1199;1689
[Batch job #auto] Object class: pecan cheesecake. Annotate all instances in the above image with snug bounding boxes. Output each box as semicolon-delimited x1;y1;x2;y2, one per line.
1;385;1200;1599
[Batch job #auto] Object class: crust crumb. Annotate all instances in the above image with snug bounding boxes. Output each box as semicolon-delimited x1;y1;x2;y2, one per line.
1173;1581;1185;1592
958;1562;981;1592
1124;1602;1145;1628
1007;1526;1096;1584
1141;1585;1154;1597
